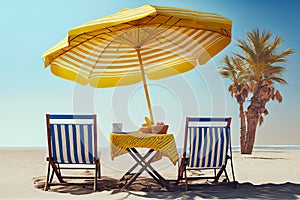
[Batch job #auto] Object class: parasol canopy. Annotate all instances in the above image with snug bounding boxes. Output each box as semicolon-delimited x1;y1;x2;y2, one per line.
42;5;232;123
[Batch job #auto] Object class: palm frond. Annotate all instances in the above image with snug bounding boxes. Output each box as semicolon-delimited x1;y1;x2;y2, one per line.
261;66;285;75
269;77;288;85
270;48;295;64
268;35;282;52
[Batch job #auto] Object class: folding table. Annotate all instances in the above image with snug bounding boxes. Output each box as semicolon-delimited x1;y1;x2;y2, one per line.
110;132;178;189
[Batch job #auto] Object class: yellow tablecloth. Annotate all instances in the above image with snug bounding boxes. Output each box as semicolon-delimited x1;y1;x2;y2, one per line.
110;132;178;165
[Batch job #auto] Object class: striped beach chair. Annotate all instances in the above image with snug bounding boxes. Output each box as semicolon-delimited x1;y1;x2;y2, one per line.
177;117;236;189
45;114;101;191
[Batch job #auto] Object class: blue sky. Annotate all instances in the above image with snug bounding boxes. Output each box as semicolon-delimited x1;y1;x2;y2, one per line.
0;0;299;147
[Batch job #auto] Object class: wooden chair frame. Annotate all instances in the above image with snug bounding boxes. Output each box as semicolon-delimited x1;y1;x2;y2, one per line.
177;117;236;190
44;114;101;191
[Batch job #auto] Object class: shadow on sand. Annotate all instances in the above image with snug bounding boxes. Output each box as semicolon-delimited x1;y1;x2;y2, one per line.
33;176;300;199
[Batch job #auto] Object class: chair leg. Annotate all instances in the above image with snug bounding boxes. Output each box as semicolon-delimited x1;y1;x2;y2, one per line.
94;164;98;191
49;168;55;183
224;169;229;181
229;157;237;189
184;166;188;191
57;163;62;177
44;162;51;191
98;162;101;179
214;164;226;183
176;157;186;185
213;155;229;183
49;161;65;183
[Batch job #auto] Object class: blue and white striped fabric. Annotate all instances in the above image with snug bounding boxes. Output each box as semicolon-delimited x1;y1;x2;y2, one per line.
49;115;96;164
188;126;229;168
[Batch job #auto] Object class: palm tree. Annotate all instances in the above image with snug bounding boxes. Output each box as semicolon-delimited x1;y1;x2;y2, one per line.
237;29;294;154
220;29;294;154
219;56;250;153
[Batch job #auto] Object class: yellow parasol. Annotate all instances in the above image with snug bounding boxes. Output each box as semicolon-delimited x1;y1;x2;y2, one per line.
42;5;232;123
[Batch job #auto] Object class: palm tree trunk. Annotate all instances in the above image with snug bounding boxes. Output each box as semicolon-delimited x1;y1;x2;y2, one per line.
245;90;261;154
245;106;259;154
239;102;247;154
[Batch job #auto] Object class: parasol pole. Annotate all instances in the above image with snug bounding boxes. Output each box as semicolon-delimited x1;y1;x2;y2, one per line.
135;48;154;124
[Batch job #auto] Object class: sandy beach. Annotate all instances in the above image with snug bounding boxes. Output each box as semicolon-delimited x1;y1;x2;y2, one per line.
0;148;299;200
